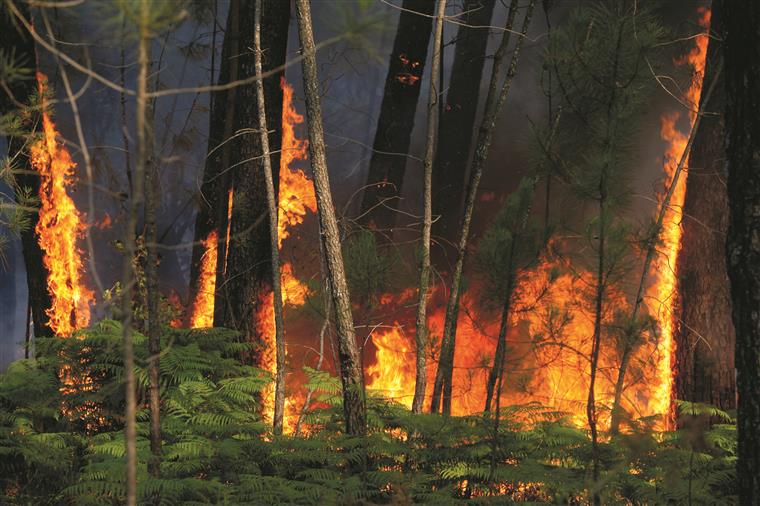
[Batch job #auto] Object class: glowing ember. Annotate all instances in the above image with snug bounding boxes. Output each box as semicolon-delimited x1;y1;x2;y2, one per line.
189;230;218;328
646;7;710;422
30;72;93;337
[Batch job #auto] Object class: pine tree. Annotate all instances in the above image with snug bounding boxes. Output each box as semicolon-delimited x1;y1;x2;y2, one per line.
188;0;241;323
213;1;290;369
479;177;543;412
724;0;760;501
412;0;447;414
544;2;663;501
252;0;287;435
430;0;535;415
433;0;496;257
359;0;435;236
675;1;736;412
295;0;367;436
0;1;54;340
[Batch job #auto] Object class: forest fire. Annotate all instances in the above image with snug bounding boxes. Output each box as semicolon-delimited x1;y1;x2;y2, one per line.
646;7;711;422
363;9;712;427
188;230;217;328
277;77;315;246
257;78;314;429
30;72;92;337
4;1;753;502
182;9;713;433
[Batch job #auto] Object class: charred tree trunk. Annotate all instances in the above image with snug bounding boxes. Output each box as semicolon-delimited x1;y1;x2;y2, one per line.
190;0;240;319
358;0;434;236
295;0;367;436
433;0;496;257
214;0;289;370
724;1;760;502
1;2;54;340
675;3;736;412
430;0;534;415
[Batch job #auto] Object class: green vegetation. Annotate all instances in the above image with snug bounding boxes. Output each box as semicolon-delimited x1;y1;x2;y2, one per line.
0;324;736;504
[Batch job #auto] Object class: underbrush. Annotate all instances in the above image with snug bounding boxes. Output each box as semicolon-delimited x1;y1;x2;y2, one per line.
0;322;737;504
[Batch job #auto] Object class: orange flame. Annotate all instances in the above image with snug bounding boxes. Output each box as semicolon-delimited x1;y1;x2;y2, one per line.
256;78;314;431
189;230;218;328
278;77;315;246
367;323;416;406
646;7;710;422
30;72;92;337
223;186;233;273
365;9;711;425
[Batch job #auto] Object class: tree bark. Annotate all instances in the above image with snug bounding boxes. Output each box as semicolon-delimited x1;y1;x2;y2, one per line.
609;49;722;433
430;0;534;415
432;0;496;255
144;123;161;477
214;0;289;371
358;0;435;236
0;1;54;340
484;273;514;412
295;0;367;436
189;0;240;323
121;2;152;502
724;1;760;502
411;0;447;415
675;2;736;412
253;0;287;435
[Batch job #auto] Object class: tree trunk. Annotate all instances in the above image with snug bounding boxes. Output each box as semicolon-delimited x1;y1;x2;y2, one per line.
0;1;54;340
609;48;721;433
358;0;434;236
190;0;240;323
675;2;736;412
144;131;162;477
432;0;496;255
724;1;760;502
253;0;287;435
430;0;534;415
295;0;367;436
411;0;447;415
214;0;290;372
121;2;152;502
484;274;514;412
587;188;606;506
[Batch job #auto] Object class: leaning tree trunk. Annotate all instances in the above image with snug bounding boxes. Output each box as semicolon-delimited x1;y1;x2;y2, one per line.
430;0;534;415
0;1;54;340
214;0;290;371
432;0;496;257
609;39;721;434
358;0;434;236
295;0;367;436
675;1;736;412
189;0;240;320
253;0;287;435
724;1;760;503
411;0;447;415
